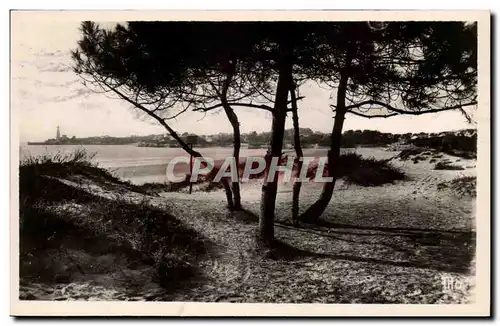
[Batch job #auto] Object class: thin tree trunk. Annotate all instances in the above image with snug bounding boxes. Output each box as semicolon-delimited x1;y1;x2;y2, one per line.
231;128;242;209
290;83;303;225
219;60;242;210
258;53;292;247
299;67;350;224
222;103;243;210
221;177;235;210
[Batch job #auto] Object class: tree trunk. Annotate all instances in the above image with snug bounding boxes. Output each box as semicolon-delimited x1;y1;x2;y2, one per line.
258;54;292;247
231;130;242;209
219;60;242;210
290;83;303;224
221;177;235;210
299;68;350;224
222;103;243;210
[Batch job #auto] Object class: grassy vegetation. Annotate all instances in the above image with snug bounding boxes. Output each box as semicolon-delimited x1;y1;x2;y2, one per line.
20;149;181;197
434;162;465;171
442;149;476;159
21;148;113;181
437;176;477;197
312;152;406;187
20;149;148;195
19;148;475;303
397;148;472;169
409;133;477;160
397;148;426;161
398;146;475;162
339;153;406;186
19;150;210;297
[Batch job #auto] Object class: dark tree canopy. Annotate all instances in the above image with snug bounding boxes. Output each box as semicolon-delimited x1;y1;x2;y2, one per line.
319;22;477;120
73;20;478;243
73;21;476;121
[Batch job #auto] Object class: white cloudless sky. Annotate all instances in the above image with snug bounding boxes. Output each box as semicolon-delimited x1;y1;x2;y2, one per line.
11;14;478;142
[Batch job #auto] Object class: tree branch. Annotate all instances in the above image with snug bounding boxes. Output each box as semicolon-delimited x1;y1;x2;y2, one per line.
347;111;399;119
100;80;200;157
193;96;302;113
289;96;305;103
194;102;273;112
345;100;477;116
164;107;189;120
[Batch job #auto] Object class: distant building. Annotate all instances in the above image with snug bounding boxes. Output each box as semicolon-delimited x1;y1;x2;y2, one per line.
56;126;61;140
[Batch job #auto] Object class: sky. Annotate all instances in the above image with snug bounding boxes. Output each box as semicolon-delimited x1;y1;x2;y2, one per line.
12;15;477;143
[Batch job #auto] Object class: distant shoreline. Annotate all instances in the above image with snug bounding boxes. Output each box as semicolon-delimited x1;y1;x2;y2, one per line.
23;143;329;151
26;142;135;146
25;128;477;149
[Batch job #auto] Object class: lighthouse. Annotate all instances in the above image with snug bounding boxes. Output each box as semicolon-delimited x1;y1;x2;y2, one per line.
56;126;61;140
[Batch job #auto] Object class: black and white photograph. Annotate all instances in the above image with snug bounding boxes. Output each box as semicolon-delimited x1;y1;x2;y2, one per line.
10;10;491;316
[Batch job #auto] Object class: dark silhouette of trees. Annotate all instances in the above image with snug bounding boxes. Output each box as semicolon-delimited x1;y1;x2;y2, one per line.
299;22;477;223
72;21;305;246
340;129;396;147
72;20;477;248
72;21;239;209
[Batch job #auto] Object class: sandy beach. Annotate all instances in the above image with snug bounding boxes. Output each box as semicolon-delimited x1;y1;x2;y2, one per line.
19;146;477;303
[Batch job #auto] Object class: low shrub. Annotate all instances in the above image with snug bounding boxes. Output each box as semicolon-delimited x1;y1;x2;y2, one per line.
19;150;208;288
21;147;96;166
341;155;406;186
20;148;125;188
397;148;424;161
135;182;173;195
434;162;465;170
437;176;476;197
307;152;406;187
442;149;477;159
86;198;206;287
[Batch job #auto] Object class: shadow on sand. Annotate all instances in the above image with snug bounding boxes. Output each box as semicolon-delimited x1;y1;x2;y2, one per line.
274;220;475;274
